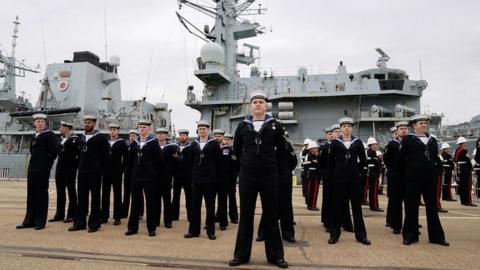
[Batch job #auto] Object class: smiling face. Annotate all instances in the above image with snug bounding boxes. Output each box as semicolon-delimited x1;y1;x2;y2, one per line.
250;98;267;116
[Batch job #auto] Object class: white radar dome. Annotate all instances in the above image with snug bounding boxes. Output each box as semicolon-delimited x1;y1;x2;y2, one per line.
109;55;120;67
200;42;224;64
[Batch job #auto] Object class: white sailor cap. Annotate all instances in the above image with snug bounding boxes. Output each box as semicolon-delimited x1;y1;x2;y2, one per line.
250;91;268;102
60;121;73;128
138;119;152;126
410;114;430;123
32;113;47;120
324;127;332;133
284;131;289;137
196;120;210;128
108;123;120;129
338;117;354;126
178;129;190;135
213;129;225;135
390;126;397;133
128;129;139;135
395;121;409;129
83;115;97;121
155;127;169;134
330;124;340;131
224;133;233;139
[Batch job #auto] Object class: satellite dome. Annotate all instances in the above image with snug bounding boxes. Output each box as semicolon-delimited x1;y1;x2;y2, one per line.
200;42;224;64
109;55;120;67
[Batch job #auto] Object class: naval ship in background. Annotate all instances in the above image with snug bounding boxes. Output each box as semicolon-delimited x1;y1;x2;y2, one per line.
178;0;442;145
0;17;172;179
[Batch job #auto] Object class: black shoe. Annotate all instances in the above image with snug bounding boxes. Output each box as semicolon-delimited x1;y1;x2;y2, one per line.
88;227;98;233
403;239;414;245
438;208;448;213
203;225;207;230
231;220;238;224
256;235;265;242
467;203;477;207
292;221;296;225
172;217;179;221
220;226;227;231
63;218;74;223
418;224;423;228
431;240;449;246
385;223;391;227
270;259;288;268
165;223;172;228
228;258;246;267
184;233;198;238
148;231;156;237
342;227;354;233
307;207;319;211
68;226;85;232
48;217;63;222
393;229;402;235
34;226;45;230
357;238;371;245
208;234;216;240
328;237;338;244
125;230;137;236
113;219;121;225
100;219;108;224
16;224;34;229
370;208;384;212
283;236;296;243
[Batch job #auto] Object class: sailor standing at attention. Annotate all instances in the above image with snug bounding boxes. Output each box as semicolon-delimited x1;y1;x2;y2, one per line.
320;127;333;231
68;115;109;233
327;117;370;245
17;113;59;230
125;120;163;236
49;121;81;224
214;128;231;230
155;128;178;228
384;122;408;234
172;129;194;221
366;137;384;212
397;114;449;246
439;143;455;202
184;120;222;240
229;92;288;268
223;133;239;224
454;137;476;207
101;123;128;225
122;129;140;218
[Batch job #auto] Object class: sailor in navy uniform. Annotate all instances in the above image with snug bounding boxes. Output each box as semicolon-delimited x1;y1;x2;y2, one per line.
122;129;140;218
155;127;178;228
384;122;408;234
454;137;476;207
101;123;128;225
397;114;449;246
223;133;239;224
229;92;288;269
257;130;298;243
320;127;333;231
300;139;310;202
17;114;59;230
184;120;222;240
474;139;480;199
49;121;82;223
125;120;163;236
214;128;230;230
439;143;455;202
68;115;109;233
172;128;194;221
366;137;384;212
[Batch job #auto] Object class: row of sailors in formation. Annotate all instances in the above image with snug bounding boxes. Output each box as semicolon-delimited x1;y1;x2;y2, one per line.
16;113;240;240
300;125;478;216
17;90;471;268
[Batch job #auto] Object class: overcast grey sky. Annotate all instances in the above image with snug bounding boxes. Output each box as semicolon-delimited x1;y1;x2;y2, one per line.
1;0;479;131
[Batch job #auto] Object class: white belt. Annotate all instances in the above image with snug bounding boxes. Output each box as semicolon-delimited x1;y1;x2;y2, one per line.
308;168;317;171
442;165;451;168
457;161;467;164
368;164;375;167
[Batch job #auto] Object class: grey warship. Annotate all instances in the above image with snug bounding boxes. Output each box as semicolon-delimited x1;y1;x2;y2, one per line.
0;17;172;179
178;0;441;145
